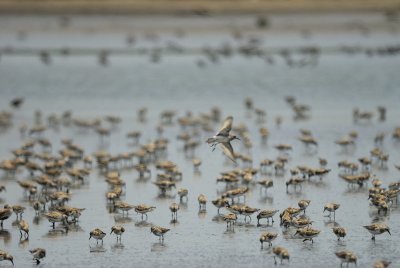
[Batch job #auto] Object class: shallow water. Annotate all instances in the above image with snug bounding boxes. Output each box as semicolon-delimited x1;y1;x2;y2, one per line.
0;13;400;268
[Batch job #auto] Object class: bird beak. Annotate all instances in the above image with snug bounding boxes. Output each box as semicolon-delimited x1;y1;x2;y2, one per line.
323;208;326;212
387;230;391;235
89;235;92;240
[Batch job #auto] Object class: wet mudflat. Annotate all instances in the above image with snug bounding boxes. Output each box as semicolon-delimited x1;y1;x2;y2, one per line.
0;12;400;267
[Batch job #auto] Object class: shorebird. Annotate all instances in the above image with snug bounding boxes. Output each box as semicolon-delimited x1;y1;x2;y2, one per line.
239;206;259;222
335;137;355;148
0;250;13;265
259;127;269;144
192;158;202;172
298;200;311;213
89;228;106;244
373;260;391;268
153;180;176;194
221;187;248;203
286;177;305;193
206;116;240;163
272;246;290;264
295;227;321;243
279;208;302;228
0;205;12;228
114;201;135;216
212;198;229;214
110;225;125;242
55;205;85;223
43;211;68;229
198;194;207;210
29;248;46;265
257;179;274;193
19;219;29;239
134;204;156;220
335;250;357;267
259;232;278;248
133;164;151;178
324;203;340;219
353;108;373;122
178;188;188;201
371;178;383;188
298;135;318;147
150;226;170;241
363;223;391;240
257;209;279;225
274;144;292;154
332;227;347;240
260;159;274;174
291;218;313;228
319;157;327;167
169;203;179;219
223;213;237;229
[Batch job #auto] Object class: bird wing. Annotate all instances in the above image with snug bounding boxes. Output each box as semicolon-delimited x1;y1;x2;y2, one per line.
160;227;170;233
363;225;374;231
216;116;233;136
219;142;237;164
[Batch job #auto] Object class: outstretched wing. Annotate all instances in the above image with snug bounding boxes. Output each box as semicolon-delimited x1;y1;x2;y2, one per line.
220;142;237;164
217;116;233;137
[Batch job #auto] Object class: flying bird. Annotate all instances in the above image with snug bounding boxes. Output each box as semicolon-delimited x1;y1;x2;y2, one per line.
206;116;240;163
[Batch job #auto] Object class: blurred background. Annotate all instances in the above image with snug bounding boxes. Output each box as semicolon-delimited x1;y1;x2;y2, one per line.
0;0;399;14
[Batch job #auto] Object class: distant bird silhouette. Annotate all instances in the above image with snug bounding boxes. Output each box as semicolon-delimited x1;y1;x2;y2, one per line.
10;98;24;108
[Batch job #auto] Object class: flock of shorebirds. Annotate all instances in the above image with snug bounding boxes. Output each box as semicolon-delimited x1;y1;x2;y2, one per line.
3;14;400;69
0;96;399;267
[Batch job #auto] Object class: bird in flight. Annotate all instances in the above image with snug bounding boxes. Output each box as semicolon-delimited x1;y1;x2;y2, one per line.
206;116;240;163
